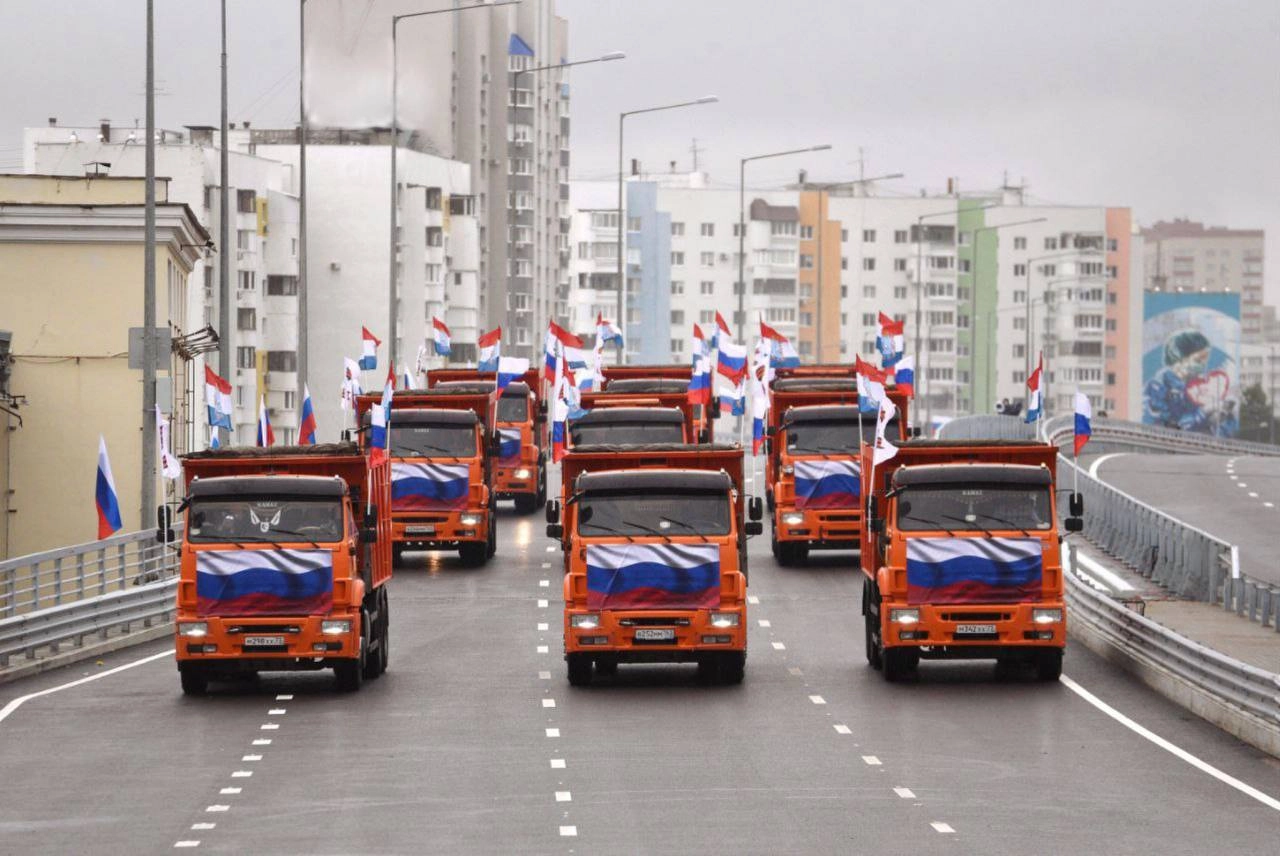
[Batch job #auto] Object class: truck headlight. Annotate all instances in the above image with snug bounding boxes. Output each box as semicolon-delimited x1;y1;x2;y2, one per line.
321;620;351;635
1032;608;1063;624
514;468;532;479
459;513;482;526
709;612;739;628
782;465;794;475
782;512;805;526
570;614;600;629
178;622;208;638
889;608;920;625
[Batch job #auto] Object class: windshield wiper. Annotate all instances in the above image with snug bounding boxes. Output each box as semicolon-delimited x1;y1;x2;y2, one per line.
621;519;669;539
401;444;467;458
939;514;992;537
579;521;636;543
659;517;711;543
971;513;1036;538
265;528;330;550
793;445;856;456
905;518;957;536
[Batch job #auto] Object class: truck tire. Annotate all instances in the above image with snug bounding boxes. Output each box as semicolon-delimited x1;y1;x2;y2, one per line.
179;664;208;696
864;610;883;670
776;542;807;567
719;651;746;684
566;653;593;686
336;621;368;691
882;647;919;683
392;545;405;565
536;464;547;507
485;514;497;559
459;541;487;567
375;591;390;677
1035;649;1063;682
594;659;618;677
514;493;538;514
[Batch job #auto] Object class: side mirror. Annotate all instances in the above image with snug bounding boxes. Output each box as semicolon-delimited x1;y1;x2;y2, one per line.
363;510;378;529
546;499;561;524
487;435;501;456
546;523;564;539
341;429;352;442
1069;492;1084;517
1064;517;1084;533
744;520;763;536
156;505;173;530
748;496;763;521
911;426;923;438
360;527;379;543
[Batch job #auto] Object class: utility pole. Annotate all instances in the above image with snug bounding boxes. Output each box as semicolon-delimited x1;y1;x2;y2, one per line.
141;0;157;527
218;0;230;398
297;0;309;413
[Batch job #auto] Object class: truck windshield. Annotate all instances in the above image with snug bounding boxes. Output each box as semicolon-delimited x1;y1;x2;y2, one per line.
570;422;684;446
578;491;730;536
392;424;476;457
497;396;528;423
189;499;344;543
787;418;899;455
897;486;1053;532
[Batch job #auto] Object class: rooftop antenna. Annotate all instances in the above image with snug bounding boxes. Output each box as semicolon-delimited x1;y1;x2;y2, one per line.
689;137;705;172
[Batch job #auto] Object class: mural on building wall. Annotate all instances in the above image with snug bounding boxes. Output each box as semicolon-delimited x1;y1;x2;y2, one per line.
1142;292;1240;437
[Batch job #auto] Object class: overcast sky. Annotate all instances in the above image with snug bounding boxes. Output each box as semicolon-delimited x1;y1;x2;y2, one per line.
2;0;1276;297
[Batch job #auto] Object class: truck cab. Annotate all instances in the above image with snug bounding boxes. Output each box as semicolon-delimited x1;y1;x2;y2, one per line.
567;405;690;449
860;440;1076;682
174;443;392;694
434;380;546;514
603;376;713;442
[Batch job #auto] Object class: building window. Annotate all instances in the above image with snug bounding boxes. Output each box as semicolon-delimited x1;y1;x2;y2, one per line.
894;285;908;299
266;275;297;295
283;390;296;410
591;211;619;229
841;229;849;242
800;254;814;269
236;229;253;251
1107;372;1117;386
700;251;715;267
627;217;641;231
1013;263;1027;277
700;222;715;237
1013;290;1026;303
700;281;714;295
798;283;812;298
424;187;442;209
671;280;684;295
862;229;876;242
671;252;685;266
670;310;685;325
863;285;876;298
237;308;256;330
958;259;971;272
841;257;849;270
1044;236;1058;250
1012;371;1026;385
770;221;797;237
894;230;908;244
799;225;814;240
236;346;256;369
1013;236;1027;250
671;221;685;236
799;312;813;326
733;223;743;237
267;351;297;372
671;339;684;353
841;285;848;297
1105;318;1117;332
1013;344;1026;359
958;231;970;246
236;189;256;213
894;258;907;272
238;270;255;291
1013;317;1026;330
862;258;876;271
1107;238;1118;252
862;313;876;326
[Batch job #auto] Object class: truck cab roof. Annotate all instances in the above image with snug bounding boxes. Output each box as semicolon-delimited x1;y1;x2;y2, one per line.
773;378;858;393
188;474;348;499
577;468;732;493
434;381;530;398
892;463;1051;488
604;378;688;393
184;441;362;460
573;406;683;425
362;407;478;426
783;404;867;425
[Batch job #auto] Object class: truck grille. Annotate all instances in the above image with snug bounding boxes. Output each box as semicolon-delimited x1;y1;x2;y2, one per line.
225;624;302;634
618;617;690;627
940;612;1009;623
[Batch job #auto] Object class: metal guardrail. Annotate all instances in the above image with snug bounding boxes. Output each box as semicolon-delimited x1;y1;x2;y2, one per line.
0;528;178;618
1040;414;1280;458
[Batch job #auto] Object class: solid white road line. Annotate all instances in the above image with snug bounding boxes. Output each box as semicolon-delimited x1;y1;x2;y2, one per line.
205;806;229;813
190;824;215;831
231;771;252;778
0;648;173;726
1249;492;1258;498
1061;675;1280;812
555;791;571;802
550;759;566;769
1266;502;1275;509
268;708;286;715
174;841;200;848
1088;452;1126;478
260;723;279;731
1074;550;1135;593
809;695;826;705
862;756;881;766
834;725;852;735
931;822;955;834
894;787;915;799
219;788;241;795
252;739;271;746
275;694;292;701
242;755;262;762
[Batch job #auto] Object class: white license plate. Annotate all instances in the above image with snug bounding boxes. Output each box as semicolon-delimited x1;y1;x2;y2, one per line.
405;525;435;535
954;624;996;635
634;628;675;642
243;635;285;647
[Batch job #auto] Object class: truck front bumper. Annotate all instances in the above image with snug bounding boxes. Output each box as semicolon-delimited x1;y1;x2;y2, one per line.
774;505;862;548
175;614;360;667
882;602;1066;653
494;463;537;499
391;510;490;547
564;608;746;660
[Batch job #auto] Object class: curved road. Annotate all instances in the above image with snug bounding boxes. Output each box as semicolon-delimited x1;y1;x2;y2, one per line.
2;507;1279;853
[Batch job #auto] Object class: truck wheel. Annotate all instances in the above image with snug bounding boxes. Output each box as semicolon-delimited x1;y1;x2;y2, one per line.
719;651;746;685
1035;649;1063;682
514;493;538;515
485;514;497;559
864;611;883;670
766;489;775;512
375;591;390;676
392;545;404;565
336;621;368;691
594;659;618;677
776;542;806;566
882;647;919;683
536;466;547;506
459;542;487;567
567;654;593;686
179;664;208;696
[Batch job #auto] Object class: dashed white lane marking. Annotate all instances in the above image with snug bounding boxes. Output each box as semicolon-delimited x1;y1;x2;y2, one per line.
1238;482;1248;488
252;739;272;746
1266;502;1275;508
538;622;549;631
560;826;578;837
537;645;550;654
862;756;882;766
537;599;549;608
1088;452;1126;478
758;619;771;627
260;723;279;731
748;595;760;605
1061;675;1280;812
546;545;556;552
788;667;803;676
205;805;229;813
268;708;286;715
191;824;215;831
1229;474;1238;480
894;787;916;799
555;791;572;802
545;728;560;738
231;771;253;778
809;695;826;705
539;580;550;587
542;698;556;708
0;648;172;726
931;822;955;834
771;642;786;650
550;759;566;769
1249;492;1259;498
242;754;262;762
219;787;241;795
541;562;551;568
834;725;852;735
539;671;552;680
275;694;293;701
174;841;200;849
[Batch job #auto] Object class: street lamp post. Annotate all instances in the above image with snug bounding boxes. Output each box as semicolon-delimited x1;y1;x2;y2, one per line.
389;2;521;369
736;145;831;345
298;0;308;410
617;96;718;363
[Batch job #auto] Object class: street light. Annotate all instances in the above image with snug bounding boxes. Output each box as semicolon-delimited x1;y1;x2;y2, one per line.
389;1;521;367
736;145;832;345
617;95;719;363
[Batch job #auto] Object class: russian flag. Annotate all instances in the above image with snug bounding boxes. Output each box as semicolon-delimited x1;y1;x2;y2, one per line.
894;356;915;397
1074;391;1092;456
876;312;905;368
299;384;317;445
391;461;469;511
478;326;502;372
432;317;451;357
751;389;768;454
692;323;711;357
1025;353;1043;424
360;326;381;371
794;458;860;508
687;353;711;405
95;435;123;539
370;371;393;465
551;394;568;463
256;395;275;447
717;339;748;385
906;537;1043;605
195;548;334;617
759;320;799;368
496;355;531;395
596;312;623;348
544;321;584;374
204;365;233;431
718;378;745;416
586;542;721;610
856;355;888;412
497;427;522;461
715;311;732;339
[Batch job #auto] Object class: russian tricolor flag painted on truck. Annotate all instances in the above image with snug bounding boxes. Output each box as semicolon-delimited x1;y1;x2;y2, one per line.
497;427;522;461
793;459;860;508
196;549;334;617
586;543;721;610
390;462;470;511
906;537;1043;605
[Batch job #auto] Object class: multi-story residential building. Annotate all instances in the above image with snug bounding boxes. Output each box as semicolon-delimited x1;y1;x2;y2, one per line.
24;120;301;448
1142;219;1266;341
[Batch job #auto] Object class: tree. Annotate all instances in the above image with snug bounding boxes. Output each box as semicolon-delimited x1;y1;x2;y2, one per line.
1237;383;1277;444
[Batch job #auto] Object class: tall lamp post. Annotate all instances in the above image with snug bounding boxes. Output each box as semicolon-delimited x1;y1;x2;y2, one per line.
617;96;718;363
736;146;831;344
389;2;521;369
511;51;626;345
298;0;308;413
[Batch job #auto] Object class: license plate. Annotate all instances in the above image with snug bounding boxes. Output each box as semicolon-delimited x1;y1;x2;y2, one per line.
954;624;996;635
634;628;675;642
405;525;435;535
243;635;285;647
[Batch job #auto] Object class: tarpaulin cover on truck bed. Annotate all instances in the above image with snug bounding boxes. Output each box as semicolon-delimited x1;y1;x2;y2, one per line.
188;475;347;498
184;442;361;460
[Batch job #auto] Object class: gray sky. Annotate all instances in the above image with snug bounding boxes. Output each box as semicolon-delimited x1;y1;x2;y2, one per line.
2;0;1276;297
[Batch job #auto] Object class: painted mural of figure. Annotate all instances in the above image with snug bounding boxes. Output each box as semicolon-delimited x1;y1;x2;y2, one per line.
1143;329;1237;436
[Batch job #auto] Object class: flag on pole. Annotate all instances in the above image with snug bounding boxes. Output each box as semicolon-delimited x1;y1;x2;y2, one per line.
876;312;905;368
544;321;584;374
204;366;233;431
403;368;416;390
156;406;181;480
497;356;532;395
760;320;800;368
299;385;318;445
856;355;889;412
893;356;915;397
1074;391;1092;456
370;368;394;466
551;392;569;463
596;312;623;348
1025;353;1043;423
751;387;768;454
873;398;899;465
256;395;275;447
478;327;502;372
359;327;381;371
95;435;123;539
718;377;746;415
716;339;748;385
341;358;363;414
431;317;452;356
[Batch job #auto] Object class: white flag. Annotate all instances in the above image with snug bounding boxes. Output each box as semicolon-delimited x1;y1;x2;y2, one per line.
155;405;181;480
872;398;899;465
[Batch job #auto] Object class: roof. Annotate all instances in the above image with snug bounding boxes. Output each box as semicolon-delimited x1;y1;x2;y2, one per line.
189;475;347;499
391;388;492;399
1141;219;1264;240
383;408;477;426
605;378;688;393
774;378;858;392
578;469;732;493
184;442;360;460
903;439;1049;449
435;381;529;397
749;198;798;222
784;404;872;425
893;463;1051;488
573;407;683;424
568;442;738;455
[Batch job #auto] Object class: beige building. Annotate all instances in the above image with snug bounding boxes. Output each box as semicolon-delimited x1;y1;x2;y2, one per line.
0;174;207;558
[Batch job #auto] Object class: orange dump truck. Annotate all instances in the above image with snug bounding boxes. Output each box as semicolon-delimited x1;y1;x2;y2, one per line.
172;442;392;694
427;368;546;513
566;403;693;454
600;364;713;442
546;443;763;685
765;378;909;565
356;390;496;566
860;440;1080;682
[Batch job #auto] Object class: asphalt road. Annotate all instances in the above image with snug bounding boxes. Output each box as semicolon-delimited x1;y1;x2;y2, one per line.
1093;452;1280;588
3;502;1280;854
